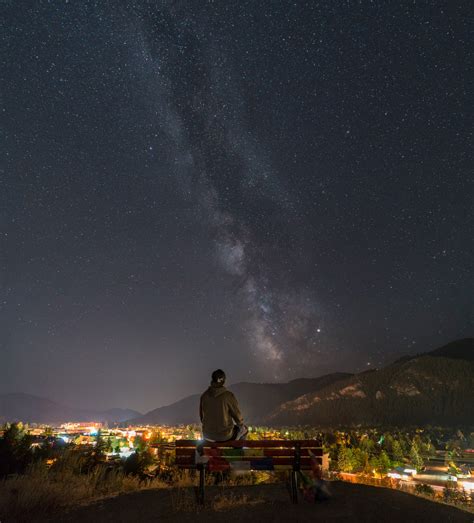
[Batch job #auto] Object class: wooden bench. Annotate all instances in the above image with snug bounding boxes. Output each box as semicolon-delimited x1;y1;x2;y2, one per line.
175;439;323;504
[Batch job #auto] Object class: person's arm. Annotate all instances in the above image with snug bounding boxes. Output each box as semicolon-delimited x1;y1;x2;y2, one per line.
228;392;244;425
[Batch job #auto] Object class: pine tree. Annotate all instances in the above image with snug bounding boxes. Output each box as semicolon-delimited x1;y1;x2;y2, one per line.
391;440;404;463
94;430;107;459
409;443;423;471
337;446;355;473
377;450;392;474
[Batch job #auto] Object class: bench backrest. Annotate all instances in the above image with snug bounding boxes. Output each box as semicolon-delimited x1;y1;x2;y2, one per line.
175;439;322;472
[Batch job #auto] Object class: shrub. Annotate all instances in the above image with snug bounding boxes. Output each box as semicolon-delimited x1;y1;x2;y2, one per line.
415;483;435;497
443;484;471;505
0;423;34;478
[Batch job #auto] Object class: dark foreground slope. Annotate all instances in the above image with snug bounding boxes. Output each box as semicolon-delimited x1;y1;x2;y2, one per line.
129;373;352;425
48;482;471;523
269;339;474;426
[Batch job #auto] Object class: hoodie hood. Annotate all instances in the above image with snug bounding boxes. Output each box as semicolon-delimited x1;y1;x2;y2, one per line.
200;382;243;441
207;383;228;397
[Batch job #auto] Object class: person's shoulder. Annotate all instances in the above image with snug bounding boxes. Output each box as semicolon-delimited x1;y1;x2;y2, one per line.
224;389;236;399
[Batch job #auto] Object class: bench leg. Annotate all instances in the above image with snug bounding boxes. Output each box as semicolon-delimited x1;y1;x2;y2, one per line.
290;471;298;504
198;465;205;505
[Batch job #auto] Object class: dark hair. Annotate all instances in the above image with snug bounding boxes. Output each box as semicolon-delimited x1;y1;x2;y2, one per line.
211;369;226;385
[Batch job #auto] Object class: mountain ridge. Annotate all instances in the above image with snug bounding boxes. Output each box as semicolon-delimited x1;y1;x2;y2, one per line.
0;393;142;424
128;372;353;426
2;338;472;426
267;338;474;426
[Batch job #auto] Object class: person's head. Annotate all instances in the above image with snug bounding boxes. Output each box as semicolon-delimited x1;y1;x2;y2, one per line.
211;369;226;386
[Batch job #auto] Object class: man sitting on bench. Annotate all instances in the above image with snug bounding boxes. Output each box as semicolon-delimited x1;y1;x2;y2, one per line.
199;369;248;442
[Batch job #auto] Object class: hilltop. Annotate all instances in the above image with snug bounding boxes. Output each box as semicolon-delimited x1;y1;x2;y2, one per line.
48;482;472;523
426;338;474;361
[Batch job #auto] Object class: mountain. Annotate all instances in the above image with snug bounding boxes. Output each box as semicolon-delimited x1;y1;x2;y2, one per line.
4;339;471;427
425;338;473;361
100;408;143;423
392;338;474;366
0;393;142;424
131;338;473;428
128;373;352;425
268;338;474;427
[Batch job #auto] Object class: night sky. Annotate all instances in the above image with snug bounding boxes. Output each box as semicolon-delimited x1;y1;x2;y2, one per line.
1;2;472;412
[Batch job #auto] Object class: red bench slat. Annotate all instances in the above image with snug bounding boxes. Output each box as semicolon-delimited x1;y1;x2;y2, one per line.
175;448;322;457
176;448;197;456
175;456;322;466
177;456;321;463
175;440;321;448
176;461;321;470
263;448;322;457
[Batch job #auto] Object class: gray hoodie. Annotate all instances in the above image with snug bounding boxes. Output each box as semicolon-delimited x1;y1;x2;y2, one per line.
199;383;244;441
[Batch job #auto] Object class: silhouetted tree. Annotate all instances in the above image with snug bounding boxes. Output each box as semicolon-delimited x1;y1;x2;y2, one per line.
0;423;33;477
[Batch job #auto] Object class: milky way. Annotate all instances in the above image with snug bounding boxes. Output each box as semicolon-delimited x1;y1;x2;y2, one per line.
1;2;472;410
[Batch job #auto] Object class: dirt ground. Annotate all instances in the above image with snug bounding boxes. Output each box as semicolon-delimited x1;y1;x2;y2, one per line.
46;481;472;523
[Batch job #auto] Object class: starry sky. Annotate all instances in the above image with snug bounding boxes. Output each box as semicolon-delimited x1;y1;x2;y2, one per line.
1;1;472;412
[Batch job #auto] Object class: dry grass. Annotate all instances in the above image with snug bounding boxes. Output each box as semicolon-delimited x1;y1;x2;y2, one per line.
169;469;197;488
211;492;265;511
0;456;276;522
0;445;289;522
168;469;279;513
170;486;266;515
0;460;167;523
